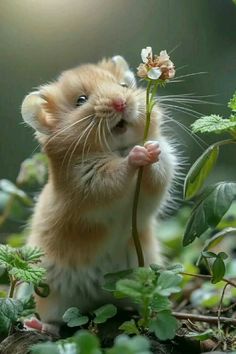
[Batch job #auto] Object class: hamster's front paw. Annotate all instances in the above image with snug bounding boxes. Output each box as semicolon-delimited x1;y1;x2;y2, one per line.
128;141;161;168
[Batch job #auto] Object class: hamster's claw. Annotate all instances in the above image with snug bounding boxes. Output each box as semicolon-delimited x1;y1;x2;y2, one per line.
128;142;161;168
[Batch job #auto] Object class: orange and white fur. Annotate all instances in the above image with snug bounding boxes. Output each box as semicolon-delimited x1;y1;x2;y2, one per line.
21;56;177;334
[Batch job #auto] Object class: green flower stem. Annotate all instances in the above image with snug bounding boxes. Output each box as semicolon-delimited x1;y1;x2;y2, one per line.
131;80;155;267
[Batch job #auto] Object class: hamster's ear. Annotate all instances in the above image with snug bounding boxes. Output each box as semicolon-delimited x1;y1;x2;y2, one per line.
112;55;136;87
99;56;136;87
21;92;53;135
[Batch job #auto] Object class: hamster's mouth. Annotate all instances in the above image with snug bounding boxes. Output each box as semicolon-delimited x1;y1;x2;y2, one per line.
112;119;128;134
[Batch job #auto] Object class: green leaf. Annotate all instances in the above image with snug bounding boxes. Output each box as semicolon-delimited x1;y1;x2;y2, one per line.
228;92;236;112
93;304;117;324
197;227;236;265
32;343;60;354
191;115;236;134
0;298;23;322
184;144;219;199
19;247;44;264
63;307;89;327
74;330;101;354
186;329;214;341
0;245;45;285
107;334;151;354
9;264;46;285
151;294;171;312
0;179;32;206
218;252;228;260
212;256;226;284
103;269;134;292
17;153;48;187
119;319;140;335
155;271;182;296
202;251;217;258
149;311;178;340
183;182;236;246
116;279;143;300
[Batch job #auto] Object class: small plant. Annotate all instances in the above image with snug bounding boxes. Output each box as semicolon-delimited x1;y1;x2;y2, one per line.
183;92;236;252
104;265;182;340
0;244;47;335
32;330;152;354
63;304;117;329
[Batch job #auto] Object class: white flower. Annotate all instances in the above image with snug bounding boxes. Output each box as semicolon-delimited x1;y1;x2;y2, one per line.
147;67;162;80
141;46;153;64
137;46;175;81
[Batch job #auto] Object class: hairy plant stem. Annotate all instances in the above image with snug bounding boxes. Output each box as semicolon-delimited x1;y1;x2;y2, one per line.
8;276;17;298
8;276;17;336
131;80;154;267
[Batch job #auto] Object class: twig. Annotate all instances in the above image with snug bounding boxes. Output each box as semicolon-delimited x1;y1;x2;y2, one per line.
180;272;236;288
217;283;229;332
172;311;236;326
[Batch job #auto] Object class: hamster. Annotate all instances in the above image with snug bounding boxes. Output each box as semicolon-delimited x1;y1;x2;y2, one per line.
21;56;177;334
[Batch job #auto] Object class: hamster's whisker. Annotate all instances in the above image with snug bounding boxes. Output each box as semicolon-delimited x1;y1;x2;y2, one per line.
162;113;208;149
105;119;114;143
161;103;203;119
44;114;94;149
97;120;103;151
81;123;95;163
102;121;111;152
64;120;95;178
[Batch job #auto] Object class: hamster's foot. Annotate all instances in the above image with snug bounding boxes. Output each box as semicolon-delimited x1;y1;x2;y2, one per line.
24;318;60;337
128;141;161;167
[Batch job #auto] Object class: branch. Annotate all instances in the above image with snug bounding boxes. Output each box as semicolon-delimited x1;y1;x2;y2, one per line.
172;311;236;326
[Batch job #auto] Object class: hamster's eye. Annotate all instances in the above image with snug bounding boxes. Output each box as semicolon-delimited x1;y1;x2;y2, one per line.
76;95;88;106
120;83;128;88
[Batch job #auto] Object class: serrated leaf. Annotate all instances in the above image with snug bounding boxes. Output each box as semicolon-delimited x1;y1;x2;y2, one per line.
63;307;89;327
155;271;182;296
191;115;236;134
0;298;23;322
184;144;219;199
183;182;236;246
228;92;236;112
212;256;226;284
149;311;178;340
9;265;45;285
19;246;44;264
119;319;140;335
93;304;117;324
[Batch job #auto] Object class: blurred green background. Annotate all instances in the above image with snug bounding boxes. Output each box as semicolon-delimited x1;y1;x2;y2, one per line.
0;0;235;182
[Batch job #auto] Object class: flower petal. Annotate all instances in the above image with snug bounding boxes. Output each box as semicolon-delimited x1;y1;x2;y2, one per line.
147;67;161;80
141;46;152;63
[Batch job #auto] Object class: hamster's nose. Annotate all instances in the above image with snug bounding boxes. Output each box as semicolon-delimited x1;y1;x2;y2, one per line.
112;98;126;112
